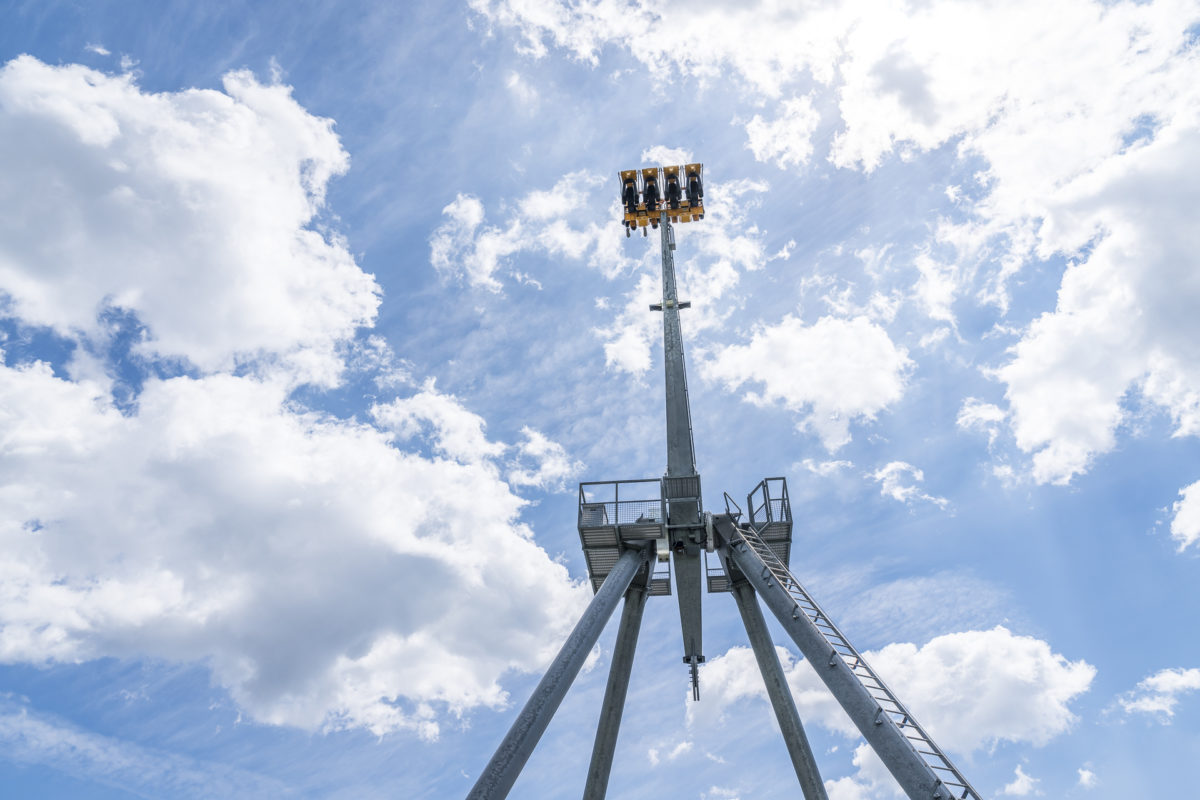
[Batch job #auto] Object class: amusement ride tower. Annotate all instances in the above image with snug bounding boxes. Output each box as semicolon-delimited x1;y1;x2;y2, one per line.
466;164;984;800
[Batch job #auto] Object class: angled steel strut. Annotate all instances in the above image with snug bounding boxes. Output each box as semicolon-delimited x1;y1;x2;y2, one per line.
464;163;985;800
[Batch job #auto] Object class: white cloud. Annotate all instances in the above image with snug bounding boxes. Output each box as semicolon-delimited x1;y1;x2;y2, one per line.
744;95;820;170
84;43;111;56
505;71;538;106
1077;767;1099;789
595;175;771;377
869;461;949;509
0;57;593;739
469;0;1195;180
994;113;1200;484
799;458;853;477
956;397;1006;447
640;145;692;166
912;251;960;325
824;775;872;800
373;380;507;464
695;627;1094;763
428;171;633;292
768;239;795;262
648;738;696;762
866;628;1095;752
0;362;590;737
700;787;740;800
468;1;1200;489
506;425;583;491
704;315;911;450
1117;667;1200;721
596;270;659;377
1169;479;1200;551
0;56;379;387
1000;764;1040;796
429;193;512;292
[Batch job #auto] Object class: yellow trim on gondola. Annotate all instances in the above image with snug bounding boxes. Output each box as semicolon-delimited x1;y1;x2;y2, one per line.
618;164;704;230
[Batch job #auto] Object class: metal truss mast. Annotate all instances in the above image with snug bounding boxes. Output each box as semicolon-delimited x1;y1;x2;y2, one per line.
465;164;984;800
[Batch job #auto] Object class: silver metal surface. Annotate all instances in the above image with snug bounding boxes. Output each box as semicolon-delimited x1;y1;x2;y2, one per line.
657;212;706;695
466;545;650;800
583;583;649;800
723;523;983;800
578;480;671;596
658;212;697;480
731;581;828;800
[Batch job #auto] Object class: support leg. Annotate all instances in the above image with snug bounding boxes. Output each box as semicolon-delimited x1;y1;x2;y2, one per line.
731;581;829;800
466;545;650;800
724;538;968;800
582;583;648;800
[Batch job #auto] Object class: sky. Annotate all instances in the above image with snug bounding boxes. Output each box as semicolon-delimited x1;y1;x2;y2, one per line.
1;0;1199;797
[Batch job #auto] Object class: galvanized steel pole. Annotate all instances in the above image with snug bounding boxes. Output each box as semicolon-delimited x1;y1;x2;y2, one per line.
731;581;829;800
582;583;649;800
658;212;697;479
466;545;650;800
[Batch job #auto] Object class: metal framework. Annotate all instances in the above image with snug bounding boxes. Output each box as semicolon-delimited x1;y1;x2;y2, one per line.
465;164;984;800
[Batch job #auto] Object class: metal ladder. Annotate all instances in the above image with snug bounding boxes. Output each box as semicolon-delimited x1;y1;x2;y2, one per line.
733;524;983;800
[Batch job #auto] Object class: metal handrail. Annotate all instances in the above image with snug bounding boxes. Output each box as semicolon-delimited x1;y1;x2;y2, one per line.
732;523;982;800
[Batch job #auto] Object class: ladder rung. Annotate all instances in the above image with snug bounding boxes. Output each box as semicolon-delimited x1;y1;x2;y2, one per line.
736;528;985;800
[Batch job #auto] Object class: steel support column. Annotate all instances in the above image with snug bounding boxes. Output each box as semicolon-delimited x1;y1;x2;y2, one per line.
467;545;650;800
582;583;649;800
725;541;957;800
731;581;828;800
658;212;696;477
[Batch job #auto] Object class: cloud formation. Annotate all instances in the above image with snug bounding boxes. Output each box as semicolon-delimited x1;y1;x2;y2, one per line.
744;95;820;170
0;57;589;739
0;363;589;736
869;461;949;509
704;315;912;450
0;56;379;387
695;627;1093;794
428;171;630;292
469;0;1200;490
999;764;1039;796
1117;667;1200;721
1169;479;1200;551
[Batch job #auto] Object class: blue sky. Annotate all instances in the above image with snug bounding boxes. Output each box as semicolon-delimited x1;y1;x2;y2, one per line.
1;0;1199;797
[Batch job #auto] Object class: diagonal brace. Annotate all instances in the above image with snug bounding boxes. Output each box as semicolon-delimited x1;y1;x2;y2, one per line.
466;545;651;800
724;537;975;800
583;582;649;800
731;580;828;800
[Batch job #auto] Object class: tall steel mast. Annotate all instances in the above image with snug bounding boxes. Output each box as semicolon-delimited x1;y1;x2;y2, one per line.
656;205;706;700
465;162;985;800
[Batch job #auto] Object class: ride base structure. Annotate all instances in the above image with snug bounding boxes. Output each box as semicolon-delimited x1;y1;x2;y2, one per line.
465;165;984;800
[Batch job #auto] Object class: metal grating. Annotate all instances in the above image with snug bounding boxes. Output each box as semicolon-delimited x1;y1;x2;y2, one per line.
748;477;792;569
578;478;666;593
708;478;794;592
